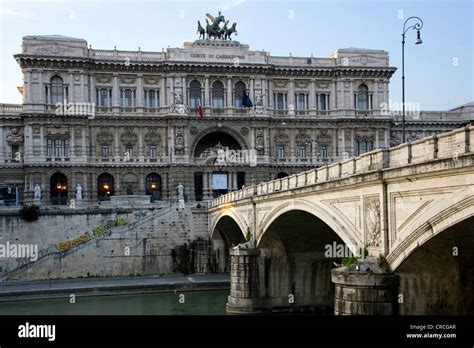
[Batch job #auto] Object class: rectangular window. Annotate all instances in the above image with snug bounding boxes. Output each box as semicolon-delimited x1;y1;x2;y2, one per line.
121;89;136;107
296;93;306;110
11;145;19;160
319;145;328;158
149;145;156;158
63;139;69;158
47;139;53;157
145;90;160;108
356;141;373;156
275;93;287;110
299;145;306;159
97;89;112;107
54;139;62;157
318;94;329;110
101;145;109;158
276;145;285;159
125;145;133;158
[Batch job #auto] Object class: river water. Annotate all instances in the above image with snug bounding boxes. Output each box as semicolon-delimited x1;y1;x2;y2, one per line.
0;290;228;315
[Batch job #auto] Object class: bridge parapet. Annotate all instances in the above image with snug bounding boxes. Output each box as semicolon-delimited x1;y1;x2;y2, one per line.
209;126;473;209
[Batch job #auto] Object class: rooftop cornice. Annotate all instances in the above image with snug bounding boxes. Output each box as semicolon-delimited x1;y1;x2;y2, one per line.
15;55;397;78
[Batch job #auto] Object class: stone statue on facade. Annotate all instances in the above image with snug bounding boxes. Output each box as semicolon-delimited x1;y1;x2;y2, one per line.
75;184;83;200
170;92;187;114
198;12;237;40
34;184;41;201
176;183;185;209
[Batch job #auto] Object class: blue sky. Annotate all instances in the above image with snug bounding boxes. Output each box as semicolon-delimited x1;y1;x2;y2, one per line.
0;0;472;110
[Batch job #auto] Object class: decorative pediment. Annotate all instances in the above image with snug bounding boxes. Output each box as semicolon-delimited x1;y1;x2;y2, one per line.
96;75;112;84
121;128;138;144
274;130;289;144
295;80;309;88
145;129;161;144
96;127;114;144
120;76;136;84
273;80;287;89
317;129;332;145
46;128;69;139
295;129;310;145
6;128;24;145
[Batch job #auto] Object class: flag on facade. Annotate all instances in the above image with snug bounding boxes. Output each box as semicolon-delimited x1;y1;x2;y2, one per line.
242;91;253;108
197;101;204;118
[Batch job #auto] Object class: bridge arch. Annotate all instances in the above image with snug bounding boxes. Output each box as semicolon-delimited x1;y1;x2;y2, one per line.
210;212;247;272
257;199;361;252
391;195;474;315
256;199;361;312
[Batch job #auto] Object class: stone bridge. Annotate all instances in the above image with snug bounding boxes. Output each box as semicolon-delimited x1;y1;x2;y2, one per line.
208;126;474;315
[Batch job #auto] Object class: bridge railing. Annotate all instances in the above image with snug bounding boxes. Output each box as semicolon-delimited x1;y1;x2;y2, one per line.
209;126;473;208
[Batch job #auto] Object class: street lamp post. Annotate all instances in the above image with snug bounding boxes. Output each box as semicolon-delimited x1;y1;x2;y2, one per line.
401;16;423;143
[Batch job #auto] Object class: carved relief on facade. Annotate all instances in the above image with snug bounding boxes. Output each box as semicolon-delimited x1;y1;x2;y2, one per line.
295;129;310;146
272;80;287;89
145;128;162;156
175;129;185;154
365;196;381;247
96;127;114;145
317;129;331;145
120;128;138;144
255;129;265;153
390;131;401;147
274;129;289;144
6;127;24;145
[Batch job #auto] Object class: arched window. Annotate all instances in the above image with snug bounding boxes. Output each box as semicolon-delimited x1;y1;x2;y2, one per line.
212;81;224;108
234;81;246;108
189;80;202;108
97;173;114;201
50;172;68;205
50;76;64;105
145;173;162;202
356;84;369;110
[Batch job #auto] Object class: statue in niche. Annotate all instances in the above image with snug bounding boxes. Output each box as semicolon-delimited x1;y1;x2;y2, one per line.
366;198;381;247
75;184;83;200
175;130;185;153
34;184;41;201
255;131;264;152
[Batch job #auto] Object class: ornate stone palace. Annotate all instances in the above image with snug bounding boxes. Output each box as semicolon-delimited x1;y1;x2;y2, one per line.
0;14;472;205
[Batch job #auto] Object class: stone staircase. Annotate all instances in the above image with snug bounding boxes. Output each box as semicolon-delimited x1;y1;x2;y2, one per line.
1;205;174;280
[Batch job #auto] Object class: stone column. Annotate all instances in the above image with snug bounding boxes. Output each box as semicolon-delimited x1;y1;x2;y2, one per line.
39;126;45;159
340;128;346;158
90;74;96;104
373;80;379;111
375;128;379;149
38;70;45;105
204;75;210;109
70;125;75;157
114;127;120;160
181;76;187;106
26;70;32;105
331;80;337;111
233;171;238;190
80;72;85;102
309;79;316;112
332;268;399;315
349;79;354;110
0;127;4;162
332;129;337;158
350;128;355;156
226;248;263;314
384;129;389;147
288;79;295;110
226;77;233;110
27;125;33;159
112;74;120;108
138;126;144;160
261;78;267;108
249;76;254;103
268;80;273;109
137;74;144;108
167;75;174;106
81;127;87;160
68;72;76;102
159;76;166;107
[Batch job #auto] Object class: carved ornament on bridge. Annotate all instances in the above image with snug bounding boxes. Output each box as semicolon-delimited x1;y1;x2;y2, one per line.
366;197;381;247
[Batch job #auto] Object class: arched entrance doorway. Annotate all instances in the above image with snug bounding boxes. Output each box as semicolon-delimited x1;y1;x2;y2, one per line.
97;173;114;201
50;172;68;205
193;131;244;198
145;173;162;202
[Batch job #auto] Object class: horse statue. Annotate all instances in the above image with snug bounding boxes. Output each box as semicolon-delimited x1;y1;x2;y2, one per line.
225;22;238;40
221;20;229;38
197;20;205;39
206;12;225;40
